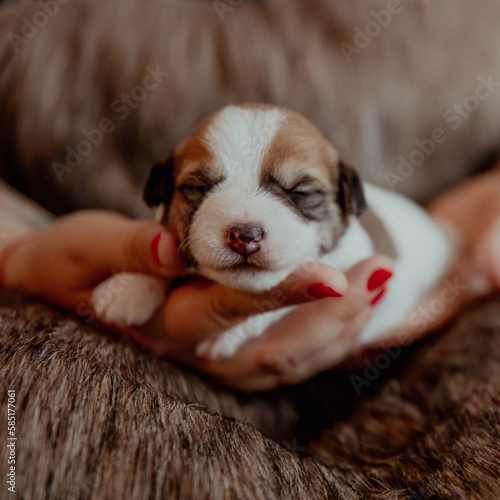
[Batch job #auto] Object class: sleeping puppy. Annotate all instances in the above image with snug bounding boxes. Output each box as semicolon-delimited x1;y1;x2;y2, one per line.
92;104;453;359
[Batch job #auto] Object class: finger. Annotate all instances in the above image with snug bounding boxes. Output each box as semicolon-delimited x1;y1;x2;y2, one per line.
199;315;375;391
294;306;373;378
119;222;185;277
196;255;392;360
197;256;393;387
478;215;500;289
160;261;349;344
250;255;393;384
208;260;350;324
54;211;185;278
212;260;350;320
363;264;478;351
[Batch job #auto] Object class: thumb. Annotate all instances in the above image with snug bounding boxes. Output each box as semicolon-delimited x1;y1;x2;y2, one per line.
119;222;185;277
59;211;185;277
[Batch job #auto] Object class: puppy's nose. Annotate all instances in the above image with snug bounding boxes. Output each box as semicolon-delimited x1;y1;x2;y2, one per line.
227;224;264;256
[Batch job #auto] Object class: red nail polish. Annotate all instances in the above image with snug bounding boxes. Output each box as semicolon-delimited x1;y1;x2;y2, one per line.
151;233;163;267
367;268;393;291
370;287;387;306
307;283;343;299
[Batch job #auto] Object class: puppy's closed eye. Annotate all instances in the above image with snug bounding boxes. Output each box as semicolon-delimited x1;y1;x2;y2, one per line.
286;183;329;220
175;174;223;226
180;181;215;201
179;171;222;204
263;176;329;221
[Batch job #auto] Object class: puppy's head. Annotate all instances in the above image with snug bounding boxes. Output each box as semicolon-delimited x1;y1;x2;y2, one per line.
144;104;366;292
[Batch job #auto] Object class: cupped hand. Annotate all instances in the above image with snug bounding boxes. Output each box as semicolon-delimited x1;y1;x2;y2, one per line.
2;210;185;309
153;255;392;391
2;209;393;391
349;164;500;362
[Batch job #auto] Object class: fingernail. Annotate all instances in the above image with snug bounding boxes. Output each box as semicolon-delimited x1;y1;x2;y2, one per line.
151;233;164;267
370;287;387;306
307;283;343;299
152;232;185;273
367;268;393;291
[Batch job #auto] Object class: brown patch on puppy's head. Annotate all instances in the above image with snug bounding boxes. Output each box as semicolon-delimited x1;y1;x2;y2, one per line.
144;113;217;239
259;108;366;253
144;104;366;291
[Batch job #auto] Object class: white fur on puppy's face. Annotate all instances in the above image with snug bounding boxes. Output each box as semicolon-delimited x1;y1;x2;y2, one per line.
189;181;320;292
189;107;319;291
166;105;345;292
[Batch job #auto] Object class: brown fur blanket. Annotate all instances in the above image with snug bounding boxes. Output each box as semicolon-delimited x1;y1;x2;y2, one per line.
1;288;499;499
1;0;500;498
2;0;500;214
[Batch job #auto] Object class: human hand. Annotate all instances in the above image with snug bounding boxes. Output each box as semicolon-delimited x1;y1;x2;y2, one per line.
1;208;393;391
427;163;500;290
131;255;393;391
347;164;500;362
2;210;185;309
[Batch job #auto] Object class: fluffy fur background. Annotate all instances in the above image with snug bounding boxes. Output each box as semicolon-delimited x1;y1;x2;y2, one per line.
1;289;500;499
1;0;500;214
1;1;500;498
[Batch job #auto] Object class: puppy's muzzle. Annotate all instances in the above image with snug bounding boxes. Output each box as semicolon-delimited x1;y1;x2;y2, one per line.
226;224;264;256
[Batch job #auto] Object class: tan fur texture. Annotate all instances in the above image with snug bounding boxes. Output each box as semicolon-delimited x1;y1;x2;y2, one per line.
1;0;500;215
1;289;500;499
2;1;500;498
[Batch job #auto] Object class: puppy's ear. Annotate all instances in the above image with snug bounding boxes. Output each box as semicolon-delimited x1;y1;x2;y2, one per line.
143;155;175;208
337;160;367;217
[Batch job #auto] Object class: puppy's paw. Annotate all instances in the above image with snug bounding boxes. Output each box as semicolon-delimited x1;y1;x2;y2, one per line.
91;273;166;327
196;326;250;360
196;336;239;360
196;309;290;360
